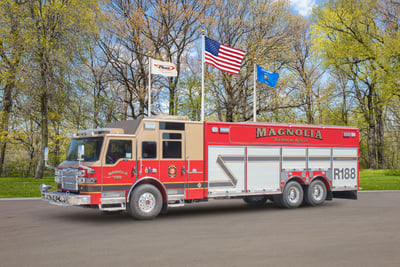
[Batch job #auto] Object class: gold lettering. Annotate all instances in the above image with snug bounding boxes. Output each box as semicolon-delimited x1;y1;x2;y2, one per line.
304;129;310;137
295;129;302;136
315;130;322;140
268;128;277;136
286;129;293;136
277;129;285;136
256;128;266;138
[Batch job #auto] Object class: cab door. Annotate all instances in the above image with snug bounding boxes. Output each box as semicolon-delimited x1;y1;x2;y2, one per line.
101;138;136;193
159;125;186;198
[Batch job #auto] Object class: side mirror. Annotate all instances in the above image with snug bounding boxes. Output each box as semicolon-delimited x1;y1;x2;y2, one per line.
78;145;85;161
44;147;55;169
44;147;49;161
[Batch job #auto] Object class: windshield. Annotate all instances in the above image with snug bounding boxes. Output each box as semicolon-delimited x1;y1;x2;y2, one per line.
66;137;104;162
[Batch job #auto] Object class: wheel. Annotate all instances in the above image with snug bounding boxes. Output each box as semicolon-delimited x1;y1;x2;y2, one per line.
127;184;162;220
243;196;268;206
274;181;303;209
304;179;327;206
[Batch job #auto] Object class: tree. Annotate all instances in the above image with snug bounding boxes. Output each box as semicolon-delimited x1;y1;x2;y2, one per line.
312;0;400;168
287;17;326;125
0;0;26;176
24;0;100;178
101;0;209;119
205;0;302;122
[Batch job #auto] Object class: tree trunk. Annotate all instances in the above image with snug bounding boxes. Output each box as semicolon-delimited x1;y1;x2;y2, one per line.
169;81;176;115
0;76;15;176
375;105;385;168
366;89;377;169
35;91;49;179
35;55;49;179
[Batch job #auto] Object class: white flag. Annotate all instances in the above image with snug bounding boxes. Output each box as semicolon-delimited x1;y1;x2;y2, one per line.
150;58;178;77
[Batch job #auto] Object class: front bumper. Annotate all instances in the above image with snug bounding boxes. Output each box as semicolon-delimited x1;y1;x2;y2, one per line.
41;191;91;206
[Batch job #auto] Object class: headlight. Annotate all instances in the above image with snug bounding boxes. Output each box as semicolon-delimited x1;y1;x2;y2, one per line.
40;184;52;193
55;169;62;176
78;170;85;177
55;176;61;183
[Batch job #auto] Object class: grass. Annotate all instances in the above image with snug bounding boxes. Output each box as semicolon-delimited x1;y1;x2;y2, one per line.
0;177;57;198
0;169;399;198
359;169;400;190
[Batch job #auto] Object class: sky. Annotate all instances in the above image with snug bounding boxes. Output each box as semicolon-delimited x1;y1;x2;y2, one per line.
290;0;319;16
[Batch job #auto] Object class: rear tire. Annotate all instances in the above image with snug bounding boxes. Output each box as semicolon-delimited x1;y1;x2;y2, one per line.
274;181;303;209
127;184;162;220
305;180;327;206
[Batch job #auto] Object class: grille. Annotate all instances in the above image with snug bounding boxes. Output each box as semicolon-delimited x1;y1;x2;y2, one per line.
61;169;79;191
62;177;77;191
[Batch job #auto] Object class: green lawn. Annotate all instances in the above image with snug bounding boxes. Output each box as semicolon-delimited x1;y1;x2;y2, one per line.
359;169;400;190
0;177;57;198
0;169;399;198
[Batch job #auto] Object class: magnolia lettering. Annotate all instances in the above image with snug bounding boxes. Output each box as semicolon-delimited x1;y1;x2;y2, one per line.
256;128;323;140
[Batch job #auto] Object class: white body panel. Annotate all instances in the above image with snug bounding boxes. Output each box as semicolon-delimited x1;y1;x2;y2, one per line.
308;147;331;170
247;147;281;193
208;146;245;195
207;145;358;198
282;147;307;170
332;148;358;190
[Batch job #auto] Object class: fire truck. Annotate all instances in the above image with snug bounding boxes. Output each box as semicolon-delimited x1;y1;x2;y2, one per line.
41;115;359;220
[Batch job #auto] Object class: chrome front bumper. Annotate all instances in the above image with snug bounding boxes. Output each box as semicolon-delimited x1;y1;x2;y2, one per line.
41;191;91;206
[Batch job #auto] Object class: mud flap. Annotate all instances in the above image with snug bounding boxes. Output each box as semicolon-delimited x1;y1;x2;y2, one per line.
333;190;357;200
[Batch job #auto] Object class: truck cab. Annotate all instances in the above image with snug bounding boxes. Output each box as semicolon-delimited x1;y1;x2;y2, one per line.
41;115;205;219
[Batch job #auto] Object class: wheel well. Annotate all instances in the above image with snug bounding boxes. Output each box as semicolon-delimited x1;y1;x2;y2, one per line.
127;177;167;203
286;176;306;187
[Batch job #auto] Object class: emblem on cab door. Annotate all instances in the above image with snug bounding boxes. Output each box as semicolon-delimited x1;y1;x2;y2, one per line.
168;165;177;178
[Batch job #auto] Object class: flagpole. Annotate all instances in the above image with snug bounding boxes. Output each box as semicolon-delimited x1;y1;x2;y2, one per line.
201;31;205;122
253;61;257;122
148;52;152;117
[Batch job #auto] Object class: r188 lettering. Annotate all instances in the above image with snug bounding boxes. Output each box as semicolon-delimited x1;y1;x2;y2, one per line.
333;168;356;180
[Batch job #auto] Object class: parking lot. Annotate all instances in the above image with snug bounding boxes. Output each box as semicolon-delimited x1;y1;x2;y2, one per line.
1;191;399;267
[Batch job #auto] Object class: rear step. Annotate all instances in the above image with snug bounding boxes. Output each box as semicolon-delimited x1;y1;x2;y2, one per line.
167;194;185;207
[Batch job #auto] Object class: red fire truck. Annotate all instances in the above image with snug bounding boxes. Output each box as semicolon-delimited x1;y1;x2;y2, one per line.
41;115;359;220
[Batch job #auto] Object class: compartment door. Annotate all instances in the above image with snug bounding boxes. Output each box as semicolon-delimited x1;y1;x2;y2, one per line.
208;146;245;196
247;147;281;193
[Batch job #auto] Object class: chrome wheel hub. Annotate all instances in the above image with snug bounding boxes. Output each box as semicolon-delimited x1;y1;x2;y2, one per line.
138;193;156;213
288;187;300;203
312;184;323;201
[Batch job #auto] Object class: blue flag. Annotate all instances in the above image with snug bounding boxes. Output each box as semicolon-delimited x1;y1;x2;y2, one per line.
256;65;279;87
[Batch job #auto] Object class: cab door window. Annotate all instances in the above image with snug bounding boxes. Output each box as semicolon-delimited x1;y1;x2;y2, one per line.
142;141;157;159
162;133;182;159
106;140;132;164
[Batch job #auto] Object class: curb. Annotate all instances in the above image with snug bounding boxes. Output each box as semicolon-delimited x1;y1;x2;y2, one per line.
0;197;41;201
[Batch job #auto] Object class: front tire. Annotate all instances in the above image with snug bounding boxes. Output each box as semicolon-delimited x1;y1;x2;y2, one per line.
274;181;303;209
304;179;327;206
127;184;162;220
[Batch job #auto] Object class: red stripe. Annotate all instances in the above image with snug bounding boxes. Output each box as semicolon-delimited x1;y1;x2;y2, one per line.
205;53;242;69
205;53;241;74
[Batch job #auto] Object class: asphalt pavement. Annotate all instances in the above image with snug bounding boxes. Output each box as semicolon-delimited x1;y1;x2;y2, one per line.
1;191;399;267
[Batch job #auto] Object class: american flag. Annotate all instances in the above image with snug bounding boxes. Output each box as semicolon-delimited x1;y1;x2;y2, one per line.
204;36;246;75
